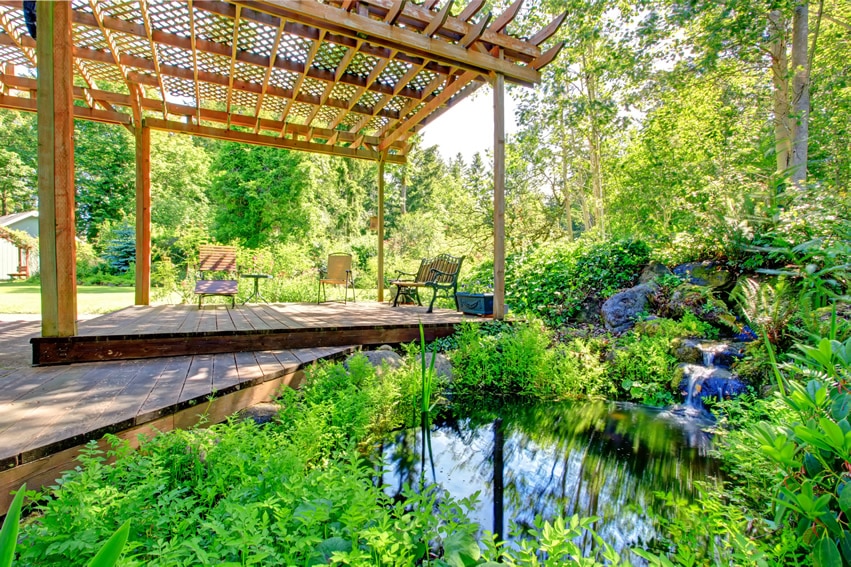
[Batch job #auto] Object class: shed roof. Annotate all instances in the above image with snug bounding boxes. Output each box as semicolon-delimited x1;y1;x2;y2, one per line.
0;0;564;164
0;209;38;227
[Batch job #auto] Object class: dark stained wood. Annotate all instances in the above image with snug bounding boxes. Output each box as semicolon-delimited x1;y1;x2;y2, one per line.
32;303;473;365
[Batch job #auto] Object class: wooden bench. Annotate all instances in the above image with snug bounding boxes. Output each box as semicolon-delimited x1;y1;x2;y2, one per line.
195;245;238;308
390;254;464;313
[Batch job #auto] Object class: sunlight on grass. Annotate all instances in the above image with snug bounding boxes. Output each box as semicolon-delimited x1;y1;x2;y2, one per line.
0;283;135;315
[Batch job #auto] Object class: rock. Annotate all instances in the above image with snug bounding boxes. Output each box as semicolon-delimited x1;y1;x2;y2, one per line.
639;261;673;284
600;282;658;334
376;344;395;351
237;402;280;425
677;364;747;408
632;317;664;336
672;339;747;367
346;350;403;375
671;338;703;364
712;342;748;368
422;352;453;380
672;261;734;291
665;284;738;330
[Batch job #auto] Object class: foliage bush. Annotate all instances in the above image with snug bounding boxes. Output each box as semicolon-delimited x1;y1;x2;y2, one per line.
506;238;651;327
611;314;717;406
450;321;612;400
14;351;624;567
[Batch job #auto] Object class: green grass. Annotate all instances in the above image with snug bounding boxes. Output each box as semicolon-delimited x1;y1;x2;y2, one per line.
0;282;136;315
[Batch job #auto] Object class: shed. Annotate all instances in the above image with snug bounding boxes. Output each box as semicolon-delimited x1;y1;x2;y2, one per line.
0;210;38;280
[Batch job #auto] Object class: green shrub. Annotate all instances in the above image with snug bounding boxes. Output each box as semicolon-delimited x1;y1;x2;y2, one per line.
506;238;651;327
611;314;716;406
14;350;627;566
450;321;611;400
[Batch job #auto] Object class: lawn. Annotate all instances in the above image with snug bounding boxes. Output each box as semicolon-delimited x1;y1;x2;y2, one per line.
0;282;136;314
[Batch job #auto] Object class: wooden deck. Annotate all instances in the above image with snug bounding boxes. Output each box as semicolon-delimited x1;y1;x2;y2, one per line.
32;302;472;365
2;302;475;513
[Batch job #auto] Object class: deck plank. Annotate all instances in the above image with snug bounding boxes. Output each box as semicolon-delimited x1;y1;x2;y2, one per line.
211;352;241;393
234;351;263;382
0;361;129;458
135;356;194;422
178;354;215;404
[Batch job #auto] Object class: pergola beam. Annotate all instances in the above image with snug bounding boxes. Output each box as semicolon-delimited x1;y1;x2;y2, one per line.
145;118;406;164
239;0;540;85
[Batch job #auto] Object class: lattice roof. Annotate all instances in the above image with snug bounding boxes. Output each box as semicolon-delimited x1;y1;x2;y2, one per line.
0;0;564;163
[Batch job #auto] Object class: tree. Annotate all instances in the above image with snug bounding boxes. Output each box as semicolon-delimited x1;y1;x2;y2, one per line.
208;143;311;248
0;148;34;215
149;131;212;235
74;120;136;241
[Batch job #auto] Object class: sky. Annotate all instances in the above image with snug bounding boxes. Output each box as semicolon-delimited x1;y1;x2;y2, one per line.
419;85;519;163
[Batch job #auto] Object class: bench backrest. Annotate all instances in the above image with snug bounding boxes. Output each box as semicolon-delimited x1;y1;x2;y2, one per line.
199;245;237;276
423;254;463;285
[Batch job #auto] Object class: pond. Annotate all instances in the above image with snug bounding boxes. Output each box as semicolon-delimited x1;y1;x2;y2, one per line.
379;400;720;554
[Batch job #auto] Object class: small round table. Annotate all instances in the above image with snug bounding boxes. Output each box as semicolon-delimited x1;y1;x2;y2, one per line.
241;274;273;304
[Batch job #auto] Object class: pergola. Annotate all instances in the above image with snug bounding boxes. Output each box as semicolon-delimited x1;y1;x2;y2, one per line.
0;0;564;336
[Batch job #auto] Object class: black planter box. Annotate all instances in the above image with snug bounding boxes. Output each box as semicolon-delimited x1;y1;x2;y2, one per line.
455;292;494;316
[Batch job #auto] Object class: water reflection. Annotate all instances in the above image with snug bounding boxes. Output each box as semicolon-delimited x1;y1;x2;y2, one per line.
380;400;720;552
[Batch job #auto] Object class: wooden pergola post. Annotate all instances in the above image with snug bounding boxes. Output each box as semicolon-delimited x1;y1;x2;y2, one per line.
377;155;385;303
135;124;152;305
493;71;506;320
37;1;77;337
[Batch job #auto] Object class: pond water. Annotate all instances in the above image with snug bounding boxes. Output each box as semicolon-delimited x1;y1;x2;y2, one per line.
380;401;720;553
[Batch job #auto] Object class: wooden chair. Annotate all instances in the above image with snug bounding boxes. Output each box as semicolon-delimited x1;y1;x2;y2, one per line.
194;245;238;308
390;254;464;313
317;253;355;304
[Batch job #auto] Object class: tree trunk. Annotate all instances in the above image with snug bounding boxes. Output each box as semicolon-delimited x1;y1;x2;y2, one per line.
582;45;605;238
768;10;792;177
400;170;407;214
579;191;592;232
790;1;809;186
560;138;574;241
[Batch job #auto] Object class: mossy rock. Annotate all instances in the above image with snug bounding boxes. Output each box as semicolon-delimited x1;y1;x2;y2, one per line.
666;285;738;330
673;261;735;290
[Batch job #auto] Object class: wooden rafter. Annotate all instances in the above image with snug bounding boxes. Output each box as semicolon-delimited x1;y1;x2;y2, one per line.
139;0;169;120
239;1;540;84
379;69;478;151
87;0;142;124
279;28;325;135
254;17;286;133
225;5;242;128
146;117;405;164
0;0;564;162
188;0;201;124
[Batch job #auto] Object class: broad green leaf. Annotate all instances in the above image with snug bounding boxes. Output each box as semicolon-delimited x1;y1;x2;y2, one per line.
0;484;25;567
839;483;851;516
814;536;842;567
87;520;130;567
819;418;847;451
442;531;480;567
831;396;851;420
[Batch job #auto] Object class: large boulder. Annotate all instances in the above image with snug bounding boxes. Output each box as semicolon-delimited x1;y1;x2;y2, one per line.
676;364;747;408
419;352;453;381
673;261;734;291
601;282;658;334
664;284;738;330
346;350;403;375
